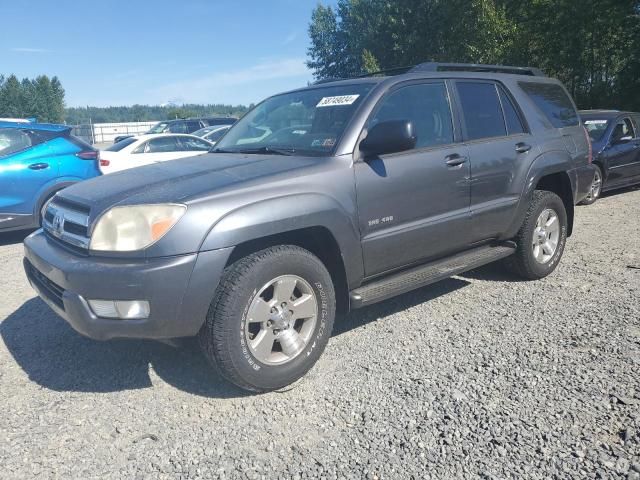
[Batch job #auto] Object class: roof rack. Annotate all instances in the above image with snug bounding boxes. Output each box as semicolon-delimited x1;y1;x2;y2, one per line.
409;62;546;77
313;77;345;85
310;62;546;85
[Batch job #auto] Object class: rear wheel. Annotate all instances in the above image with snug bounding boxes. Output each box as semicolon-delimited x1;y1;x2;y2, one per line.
505;190;568;280
199;245;336;392
580;164;603;205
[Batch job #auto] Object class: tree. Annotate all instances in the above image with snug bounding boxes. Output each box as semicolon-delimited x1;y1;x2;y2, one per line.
306;0;640;110
0;74;66;122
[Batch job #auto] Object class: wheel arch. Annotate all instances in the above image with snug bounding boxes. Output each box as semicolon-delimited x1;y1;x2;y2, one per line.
224;226;351;314
200;193;364;313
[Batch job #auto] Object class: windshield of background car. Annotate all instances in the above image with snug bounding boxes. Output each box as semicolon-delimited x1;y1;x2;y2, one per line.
583;119;609;142
147;122;169;134
192;126;216;137
105;137;137;152
215;84;375;155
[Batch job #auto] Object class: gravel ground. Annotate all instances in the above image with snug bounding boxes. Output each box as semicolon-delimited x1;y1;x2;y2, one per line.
1;187;639;479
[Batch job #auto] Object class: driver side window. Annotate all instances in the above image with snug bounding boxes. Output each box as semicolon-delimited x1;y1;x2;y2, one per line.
368;82;454;151
611;118;636;143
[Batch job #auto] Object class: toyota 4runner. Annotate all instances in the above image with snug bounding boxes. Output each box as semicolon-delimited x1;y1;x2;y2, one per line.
23;63;595;392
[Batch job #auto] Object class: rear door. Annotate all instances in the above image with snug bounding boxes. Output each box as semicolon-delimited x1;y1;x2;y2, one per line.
606;116;640;184
0;128;60;228
354;80;471;276
453;80;532;242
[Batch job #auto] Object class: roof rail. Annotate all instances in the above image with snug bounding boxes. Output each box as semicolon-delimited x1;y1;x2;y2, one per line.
409;62;546;77
355;65;415;78
313;77;345;85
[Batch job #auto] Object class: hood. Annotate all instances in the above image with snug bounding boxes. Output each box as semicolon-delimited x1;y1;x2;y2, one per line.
58;153;325;215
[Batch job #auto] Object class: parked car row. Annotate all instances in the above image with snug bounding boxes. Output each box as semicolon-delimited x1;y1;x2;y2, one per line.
113;116;236;144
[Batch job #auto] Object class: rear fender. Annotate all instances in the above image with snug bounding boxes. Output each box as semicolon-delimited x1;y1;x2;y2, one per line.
503;150;574;239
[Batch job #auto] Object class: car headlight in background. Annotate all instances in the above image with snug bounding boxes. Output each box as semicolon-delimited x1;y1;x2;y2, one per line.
90;204;186;252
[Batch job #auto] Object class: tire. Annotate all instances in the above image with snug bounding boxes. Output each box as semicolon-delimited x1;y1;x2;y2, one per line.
199;245;336;392
579;164;603;206
505;190;568;280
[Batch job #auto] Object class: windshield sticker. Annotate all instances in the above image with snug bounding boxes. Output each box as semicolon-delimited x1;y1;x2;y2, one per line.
584;120;608;125
316;95;360;108
292;130;307;135
311;138;336;148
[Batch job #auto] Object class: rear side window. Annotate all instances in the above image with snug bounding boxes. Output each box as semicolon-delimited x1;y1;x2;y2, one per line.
105;137;137;152
0;128;59;157
369;82;454;150
456;82;506;140
185;121;202;133
498;86;526;135
147;136;180;152
168;122;188;134
519;82;579;128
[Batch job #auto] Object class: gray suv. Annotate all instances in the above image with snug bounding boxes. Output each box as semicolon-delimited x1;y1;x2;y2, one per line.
24;63;595;392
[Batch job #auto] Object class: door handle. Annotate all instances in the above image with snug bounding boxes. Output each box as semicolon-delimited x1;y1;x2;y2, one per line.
445;154;468;167
515;143;532;154
28;163;49;170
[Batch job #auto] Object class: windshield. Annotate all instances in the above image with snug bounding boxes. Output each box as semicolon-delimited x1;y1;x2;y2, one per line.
192;126;216;137
105;137;137;152
215;83;374;156
583;118;609;142
146;122;169;134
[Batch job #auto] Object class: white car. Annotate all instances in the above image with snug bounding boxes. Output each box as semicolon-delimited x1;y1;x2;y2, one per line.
192;125;232;144
99;134;213;174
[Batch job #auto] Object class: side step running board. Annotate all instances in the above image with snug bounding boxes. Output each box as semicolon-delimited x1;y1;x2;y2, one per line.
349;243;516;309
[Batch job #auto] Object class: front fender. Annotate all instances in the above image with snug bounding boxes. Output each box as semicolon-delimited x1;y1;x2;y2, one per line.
200;193;364;287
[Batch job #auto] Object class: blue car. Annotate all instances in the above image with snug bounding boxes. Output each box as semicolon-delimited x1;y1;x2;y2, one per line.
0;121;100;232
580;110;640;205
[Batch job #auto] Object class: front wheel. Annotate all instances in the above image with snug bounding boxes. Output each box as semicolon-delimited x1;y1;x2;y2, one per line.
505;190;568;280
580;164;603;205
199;245;336;392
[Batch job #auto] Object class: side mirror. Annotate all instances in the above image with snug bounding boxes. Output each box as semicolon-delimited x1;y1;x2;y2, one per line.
359;120;417;157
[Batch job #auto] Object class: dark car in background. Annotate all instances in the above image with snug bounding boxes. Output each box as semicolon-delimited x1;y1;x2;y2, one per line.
113;117;236;143
580;110;640;204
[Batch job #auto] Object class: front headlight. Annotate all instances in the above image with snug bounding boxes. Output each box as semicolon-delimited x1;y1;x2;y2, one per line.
90;204;186;252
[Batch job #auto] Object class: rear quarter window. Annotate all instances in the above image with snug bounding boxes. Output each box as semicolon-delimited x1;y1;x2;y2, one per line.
519;82;579;128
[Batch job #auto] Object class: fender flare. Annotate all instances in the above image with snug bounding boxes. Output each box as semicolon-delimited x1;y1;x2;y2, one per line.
199;193;364;287
503;150;575;239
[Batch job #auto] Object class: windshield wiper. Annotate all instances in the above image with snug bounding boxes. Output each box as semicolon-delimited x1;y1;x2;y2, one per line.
233;146;297;156
210;147;237;153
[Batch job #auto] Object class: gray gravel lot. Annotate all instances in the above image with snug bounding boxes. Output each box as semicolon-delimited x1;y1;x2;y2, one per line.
1;187;639;479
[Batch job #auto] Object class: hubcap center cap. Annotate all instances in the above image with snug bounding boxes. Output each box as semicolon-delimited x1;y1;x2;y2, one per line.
270;306;291;330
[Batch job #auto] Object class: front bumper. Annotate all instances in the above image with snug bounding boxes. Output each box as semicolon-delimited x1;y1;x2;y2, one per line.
23;229;232;340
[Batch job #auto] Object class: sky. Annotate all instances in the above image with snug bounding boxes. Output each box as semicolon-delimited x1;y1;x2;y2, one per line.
0;0;337;107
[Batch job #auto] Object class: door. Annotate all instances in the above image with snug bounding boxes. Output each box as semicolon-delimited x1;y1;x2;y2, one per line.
355;81;471;277
0;128;59;228
453;80;531;242
605;117;640;185
133;136;184;164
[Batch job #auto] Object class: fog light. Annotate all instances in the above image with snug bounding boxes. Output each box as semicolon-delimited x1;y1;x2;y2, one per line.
88;300;150;319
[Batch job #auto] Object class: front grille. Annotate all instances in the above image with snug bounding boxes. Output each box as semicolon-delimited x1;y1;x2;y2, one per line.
43;199;91;250
25;260;65;310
